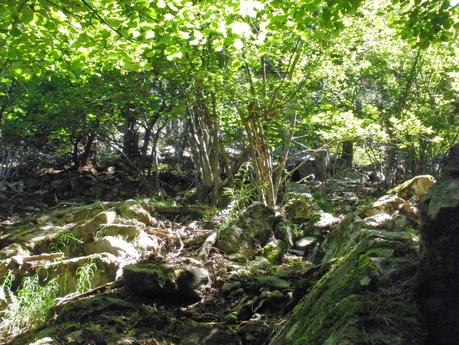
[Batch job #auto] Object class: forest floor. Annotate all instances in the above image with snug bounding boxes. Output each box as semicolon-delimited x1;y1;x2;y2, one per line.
0;171;432;345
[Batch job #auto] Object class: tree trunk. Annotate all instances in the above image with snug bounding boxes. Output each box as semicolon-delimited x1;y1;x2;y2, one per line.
342;141;353;169
241;104;275;207
122;107;139;162
383;143;398;187
80;133;95;167
187;87;222;205
71;139;80;169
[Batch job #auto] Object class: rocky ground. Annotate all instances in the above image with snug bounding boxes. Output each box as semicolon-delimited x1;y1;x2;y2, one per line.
0;173;438;345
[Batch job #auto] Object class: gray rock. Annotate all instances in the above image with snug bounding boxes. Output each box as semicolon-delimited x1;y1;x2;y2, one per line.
364;213;393;228
362;195;406;217
295;237;317;250
313;212;341;230
79;210;117;241
83;236;140;259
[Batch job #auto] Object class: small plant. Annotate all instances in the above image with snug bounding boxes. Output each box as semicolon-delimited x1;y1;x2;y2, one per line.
222;162;267;225
312;191;334;213
0;270;15;304
0;273;59;335
51;231;83;253
75;261;97;294
93;199;107;211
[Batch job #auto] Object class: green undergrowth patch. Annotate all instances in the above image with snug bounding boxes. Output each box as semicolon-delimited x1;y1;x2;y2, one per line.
1;272;59;336
1;259;99;337
312;192;335;213
75;261;97;294
49;231;84;255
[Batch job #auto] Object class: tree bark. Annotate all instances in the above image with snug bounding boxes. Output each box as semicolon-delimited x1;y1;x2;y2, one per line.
341;141;353;169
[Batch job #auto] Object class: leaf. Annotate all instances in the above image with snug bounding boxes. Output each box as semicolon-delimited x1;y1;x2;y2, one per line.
359;275;371;286
21;8;34;23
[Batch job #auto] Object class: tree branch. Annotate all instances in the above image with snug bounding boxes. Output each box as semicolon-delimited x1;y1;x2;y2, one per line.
80;0;134;42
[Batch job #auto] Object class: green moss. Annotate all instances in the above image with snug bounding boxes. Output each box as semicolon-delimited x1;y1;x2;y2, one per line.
261;240;287;264
270;203;423;345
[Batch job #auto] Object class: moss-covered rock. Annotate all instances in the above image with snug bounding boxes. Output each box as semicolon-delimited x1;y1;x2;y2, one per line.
389;175;436;200
360;194;406;217
78;210;117;241
216;202;276;258
36;253;122;295
269;205;424;345
283;192;322;222
261;239;287;264
117;200;156;226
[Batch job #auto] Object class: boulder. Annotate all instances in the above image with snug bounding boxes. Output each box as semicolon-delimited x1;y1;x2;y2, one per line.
312;212;341;231
416;145;459;345
117;200;155;225
123;260;210;302
261;239;287;264
97;224;142;240
0;243;31;259
390;175;436;200
79;210;117;241
361;194;405;217
83;236;140;259
269;207;424;345
283;193;321;222
37;253;122;295
295;237;317;250
216;203;276;258
363;213;393;228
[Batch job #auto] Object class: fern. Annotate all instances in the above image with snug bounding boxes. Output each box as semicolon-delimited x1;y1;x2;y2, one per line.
222;162;267;225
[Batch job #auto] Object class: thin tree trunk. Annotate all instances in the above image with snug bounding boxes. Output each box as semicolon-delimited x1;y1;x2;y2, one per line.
342;141;353;169
80;133;95;167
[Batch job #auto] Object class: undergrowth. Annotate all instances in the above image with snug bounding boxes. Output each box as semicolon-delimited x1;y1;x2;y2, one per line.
50;231;83;252
312;192;334;213
222;162;266;225
76;261;97;293
0;260;98;336
0;271;58;335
